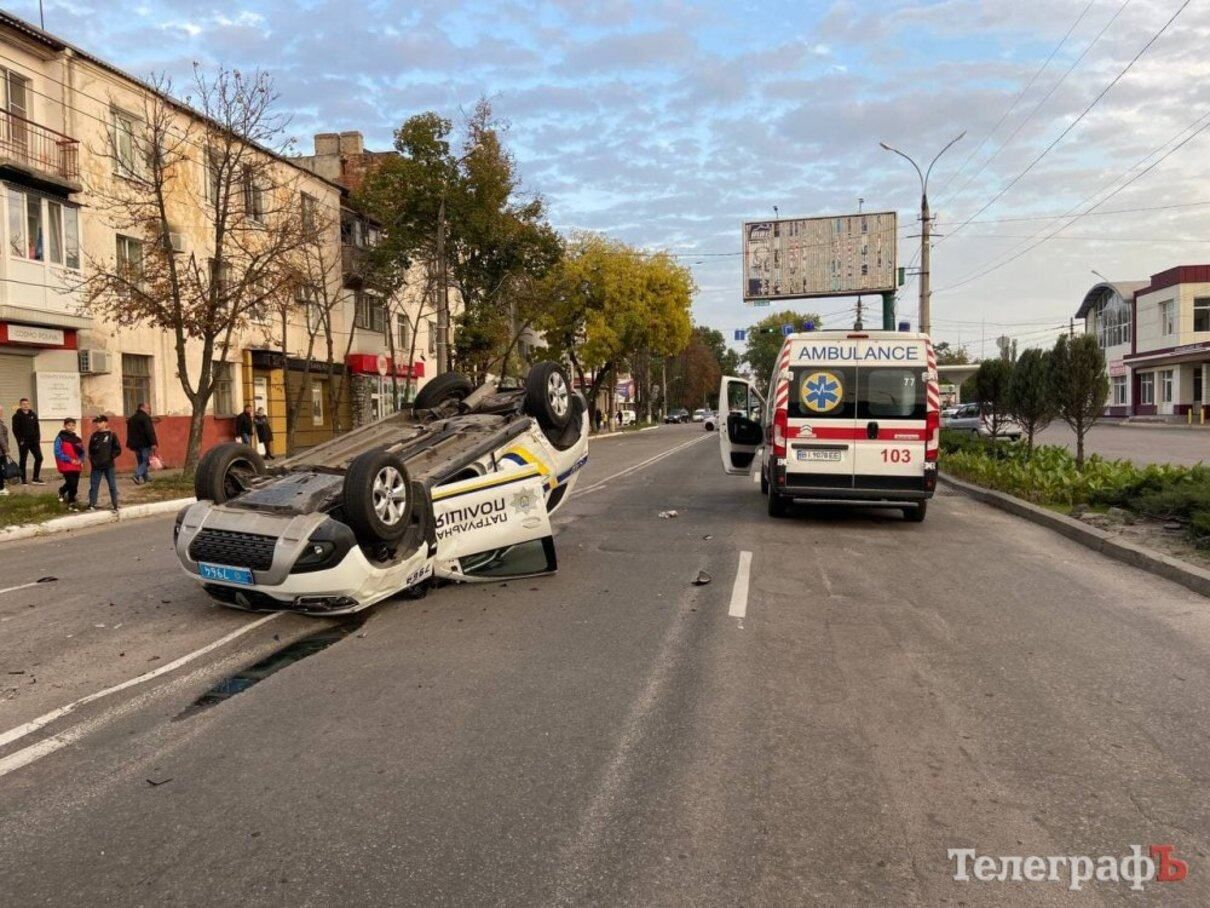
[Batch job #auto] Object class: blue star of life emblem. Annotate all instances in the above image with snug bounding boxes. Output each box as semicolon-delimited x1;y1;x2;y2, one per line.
802;372;842;412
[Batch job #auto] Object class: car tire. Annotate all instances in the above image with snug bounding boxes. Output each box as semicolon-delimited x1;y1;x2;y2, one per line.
760;466;769;495
343;449;414;544
413;371;474;412
194;442;266;503
525;361;573;431
903;502;928;523
768;485;788;518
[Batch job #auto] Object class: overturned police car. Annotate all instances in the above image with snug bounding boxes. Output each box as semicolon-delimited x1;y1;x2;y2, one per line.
173;362;588;615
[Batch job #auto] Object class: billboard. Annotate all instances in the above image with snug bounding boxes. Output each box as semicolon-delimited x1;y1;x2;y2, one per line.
743;211;897;302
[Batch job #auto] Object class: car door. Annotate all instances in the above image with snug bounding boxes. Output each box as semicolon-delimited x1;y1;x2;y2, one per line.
432;473;556;580
718;375;763;474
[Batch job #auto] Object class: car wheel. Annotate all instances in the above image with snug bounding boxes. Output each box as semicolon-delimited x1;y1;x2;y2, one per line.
525;361;573;431
343;449;414;544
768;485;788;518
414;371;474;412
903;502;927;523
194;442;266;503
760;466;769;495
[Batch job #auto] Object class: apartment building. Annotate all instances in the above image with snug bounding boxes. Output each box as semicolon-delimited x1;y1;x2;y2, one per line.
0;12;434;467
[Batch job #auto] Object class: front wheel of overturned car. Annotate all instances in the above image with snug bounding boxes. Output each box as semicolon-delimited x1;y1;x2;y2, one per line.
344;450;414;544
194;442;266;503
413;371;474;412
525;361;573;431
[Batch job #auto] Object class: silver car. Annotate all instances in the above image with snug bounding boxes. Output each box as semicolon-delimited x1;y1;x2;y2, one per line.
942;402;1022;439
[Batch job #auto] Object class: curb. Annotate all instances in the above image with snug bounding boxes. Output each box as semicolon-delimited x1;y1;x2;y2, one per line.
588;424;662;441
0;497;195;545
939;474;1210;598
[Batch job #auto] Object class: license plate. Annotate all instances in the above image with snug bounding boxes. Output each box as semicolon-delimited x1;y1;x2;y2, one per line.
198;563;254;585
797;449;843;462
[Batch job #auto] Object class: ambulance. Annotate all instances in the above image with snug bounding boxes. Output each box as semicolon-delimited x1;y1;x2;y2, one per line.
718;330;939;521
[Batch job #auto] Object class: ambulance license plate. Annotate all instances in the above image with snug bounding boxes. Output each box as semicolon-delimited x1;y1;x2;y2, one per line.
198;563;254;585
797;449;843;462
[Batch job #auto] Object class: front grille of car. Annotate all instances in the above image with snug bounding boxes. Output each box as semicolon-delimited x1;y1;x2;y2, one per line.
190;529;277;571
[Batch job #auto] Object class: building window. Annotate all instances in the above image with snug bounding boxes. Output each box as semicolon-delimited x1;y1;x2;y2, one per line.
301;192;317;233
2;69;30;120
400;316;411;351
1194;298;1210;333
212;361;234;414
355;291;386;333
1112;375;1127;406
121;354;152;416
203;148;221;205
1160;299;1175;336
116;234;143;286
1140;372;1155;405
62;205;79;269
311;383;324;426
1094;295;1131;348
243;170;266;222
1160;369;1174;404
354;291;370;330
427;318;437;355
112;109;141;178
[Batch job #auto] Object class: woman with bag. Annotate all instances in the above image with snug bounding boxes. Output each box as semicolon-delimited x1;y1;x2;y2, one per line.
254;407;275;460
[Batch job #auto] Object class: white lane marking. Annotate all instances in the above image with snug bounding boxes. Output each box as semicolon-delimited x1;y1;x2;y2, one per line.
575;434;710;496
752;470;761;483
0;579;53;596
729;551;753;619
0;612;281;751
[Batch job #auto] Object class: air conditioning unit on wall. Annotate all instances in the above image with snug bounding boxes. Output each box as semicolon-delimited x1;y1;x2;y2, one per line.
79;349;112;374
168;232;186;253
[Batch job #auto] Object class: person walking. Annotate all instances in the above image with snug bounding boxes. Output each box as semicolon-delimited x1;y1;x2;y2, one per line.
54;417;85;508
0;405;9;497
235;403;255;447
254;407;275;459
12;397;43;485
86;414;122;512
127;401;158;484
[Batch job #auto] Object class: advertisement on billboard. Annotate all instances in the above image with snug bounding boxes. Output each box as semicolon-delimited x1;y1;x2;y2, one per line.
743;212;897;302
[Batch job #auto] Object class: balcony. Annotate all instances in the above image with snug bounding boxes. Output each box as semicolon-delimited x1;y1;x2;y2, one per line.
0;109;81;192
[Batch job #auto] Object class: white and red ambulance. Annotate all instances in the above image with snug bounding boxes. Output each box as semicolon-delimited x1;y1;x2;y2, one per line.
718;330;939;521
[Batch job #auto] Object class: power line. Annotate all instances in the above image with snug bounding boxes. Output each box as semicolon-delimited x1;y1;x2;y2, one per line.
943;0;1190;243
941;0;1130;212
938;0;1097;199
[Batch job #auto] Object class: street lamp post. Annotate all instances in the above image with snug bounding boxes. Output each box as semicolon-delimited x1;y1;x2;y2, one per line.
879;132;965;337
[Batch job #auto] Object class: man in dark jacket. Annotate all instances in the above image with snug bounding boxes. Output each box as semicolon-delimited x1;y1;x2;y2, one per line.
235;404;254;447
12;397;43;485
87;414;122;511
127;401;158;484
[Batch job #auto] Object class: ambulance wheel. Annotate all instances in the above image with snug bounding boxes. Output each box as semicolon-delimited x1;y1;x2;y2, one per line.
525;361;573;431
413;371;473;412
767;487;789;518
760;466;769;495
343;450;413;544
194;443;266;503
903;502;927;523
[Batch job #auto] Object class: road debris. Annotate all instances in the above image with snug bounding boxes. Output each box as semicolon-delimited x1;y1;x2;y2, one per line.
145;778;173;787
658;510;679;519
692;571;712;586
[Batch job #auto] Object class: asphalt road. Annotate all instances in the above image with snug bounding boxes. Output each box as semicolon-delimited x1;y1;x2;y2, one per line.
1036;422;1210;466
2;424;1209;905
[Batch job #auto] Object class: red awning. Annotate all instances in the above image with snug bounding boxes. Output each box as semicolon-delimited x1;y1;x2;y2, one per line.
345;354;425;378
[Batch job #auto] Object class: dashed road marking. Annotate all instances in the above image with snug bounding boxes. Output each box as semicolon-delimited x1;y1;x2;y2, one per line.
729;551;753;619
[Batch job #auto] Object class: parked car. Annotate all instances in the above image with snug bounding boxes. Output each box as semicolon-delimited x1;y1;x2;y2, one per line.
943;402;1022;438
174;362;589;615
619;409;637;427
692;409;706;422
665;408;690;424
703;411;718;432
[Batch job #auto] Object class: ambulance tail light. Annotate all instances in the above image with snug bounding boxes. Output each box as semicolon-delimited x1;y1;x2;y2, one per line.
925;409;940;462
772;408;788;459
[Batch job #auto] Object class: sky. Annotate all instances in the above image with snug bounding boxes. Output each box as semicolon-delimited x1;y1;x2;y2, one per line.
13;0;1210;358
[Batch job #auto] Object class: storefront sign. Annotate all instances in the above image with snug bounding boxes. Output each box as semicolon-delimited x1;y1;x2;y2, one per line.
345;353;424;378
36;371;81;420
4;324;67;347
1108;358;1127;377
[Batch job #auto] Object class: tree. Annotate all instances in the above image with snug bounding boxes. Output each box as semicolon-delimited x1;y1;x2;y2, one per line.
1051;333;1109;470
81;67;318;474
934;341;970;365
538;233;693;427
973;358;1013;439
743;310;822;390
355;101;562;382
1007;348;1054;452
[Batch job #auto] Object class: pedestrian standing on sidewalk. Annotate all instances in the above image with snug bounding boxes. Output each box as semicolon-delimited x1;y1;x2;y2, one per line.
12;398;43;485
0;405;9;497
254;407;275;459
235;403;254;447
54;417;84;508
86;414;122;512
127;401;158;484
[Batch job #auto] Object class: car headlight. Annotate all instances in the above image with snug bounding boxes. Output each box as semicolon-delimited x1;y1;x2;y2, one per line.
296;541;336;566
290;519;356;574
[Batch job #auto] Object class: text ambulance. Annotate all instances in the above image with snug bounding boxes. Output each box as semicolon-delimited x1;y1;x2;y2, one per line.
718;330;939;520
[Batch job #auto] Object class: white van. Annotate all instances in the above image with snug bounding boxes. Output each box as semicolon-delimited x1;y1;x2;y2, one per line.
719;330;939;521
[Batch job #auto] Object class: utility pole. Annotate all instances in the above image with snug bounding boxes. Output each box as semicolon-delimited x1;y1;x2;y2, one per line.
854;296;864;330
435;196;449;375
879;132;966;337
